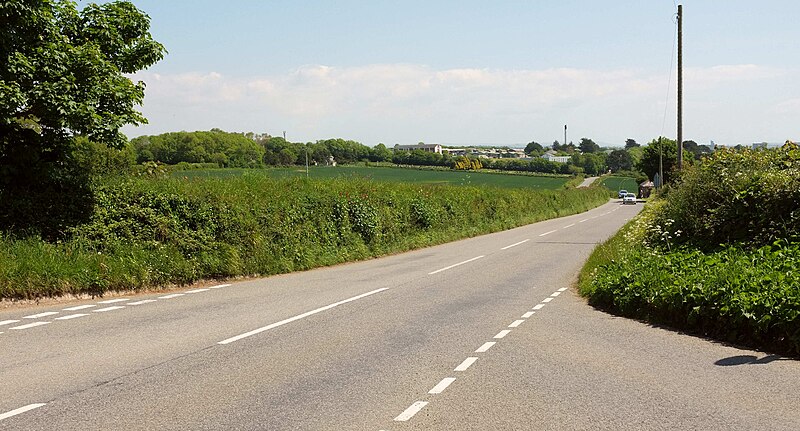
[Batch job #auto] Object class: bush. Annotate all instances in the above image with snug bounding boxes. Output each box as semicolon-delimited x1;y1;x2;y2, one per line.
649;144;800;249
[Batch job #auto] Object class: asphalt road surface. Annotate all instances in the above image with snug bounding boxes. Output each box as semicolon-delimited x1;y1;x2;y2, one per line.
1;200;798;430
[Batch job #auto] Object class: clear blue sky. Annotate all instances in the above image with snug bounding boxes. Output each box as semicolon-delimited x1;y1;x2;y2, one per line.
89;0;800;147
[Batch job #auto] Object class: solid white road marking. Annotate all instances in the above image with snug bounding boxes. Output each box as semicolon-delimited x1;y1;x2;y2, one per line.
455;357;478;372
23;312;58;319
0;403;46;421
185;288;209;294
542;297;554;303
219;288;389;345
0;320;20;326
563;223;576;229
94;306;125;313
208;284;231;289
429;255;485;275
429;377;456;394
127;299;157;305
501;239;529;250
394;401;428;422
508;320;525;328
538;230;558;237
55;313;89;320
97;299;129;304
522;311;535;318
533;304;545;310
494;330;511;339
159;294;185;299
10;321;50;330
63;305;96;311
475;342;496;353
551;291;561;297
558;287;568;292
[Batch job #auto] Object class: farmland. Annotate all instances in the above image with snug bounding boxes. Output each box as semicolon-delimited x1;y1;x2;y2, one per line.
171;165;571;190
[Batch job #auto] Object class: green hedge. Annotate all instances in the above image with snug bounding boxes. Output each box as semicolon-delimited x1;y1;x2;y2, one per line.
1;175;608;299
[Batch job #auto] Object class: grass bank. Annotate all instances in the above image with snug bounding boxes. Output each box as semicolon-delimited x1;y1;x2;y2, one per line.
1;175;608;299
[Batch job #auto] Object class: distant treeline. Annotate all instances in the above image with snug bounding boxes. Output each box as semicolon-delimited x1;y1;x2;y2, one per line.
125;129;601;175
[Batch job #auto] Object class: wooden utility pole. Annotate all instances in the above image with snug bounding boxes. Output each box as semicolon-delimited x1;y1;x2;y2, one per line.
677;4;683;170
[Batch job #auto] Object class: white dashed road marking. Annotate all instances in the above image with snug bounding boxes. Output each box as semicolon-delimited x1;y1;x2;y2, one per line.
128;299;158;305
394;401;428;422
428;377;456;394
494;330;511;339
533;304;545;310
508;319;525;328
159;294;185;299
542;297;553;303
97;299;129;304
578;219;589;223
455;357;478;372
558;287;568;292
551;291;561;297
522;311;535;318
23;312;58;319
219;288;389;345
0;320;20;326
476;342;496;353
55;314;89;320
63;305;96;311
563;223;576;229
0;403;46;421
94;306;125;313
501;239;529;250
429;256;485;275
10;321;50;330
538;229;558;237
185;289;209;294
208;284;231;289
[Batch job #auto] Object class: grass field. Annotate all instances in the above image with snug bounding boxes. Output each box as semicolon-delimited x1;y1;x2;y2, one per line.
173;166;571;190
598;176;639;195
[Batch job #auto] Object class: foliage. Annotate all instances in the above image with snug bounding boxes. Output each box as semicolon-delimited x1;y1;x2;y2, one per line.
580;202;800;357
132;129;265;168
524;141;543;156
0;175;609;299
452;156;482;171
578;138;600;154
636;137;693;184
647;144;800;249
581;145;800;356
0;0;164;237
625;138;640;149
570;152;607;176
606;149;633;172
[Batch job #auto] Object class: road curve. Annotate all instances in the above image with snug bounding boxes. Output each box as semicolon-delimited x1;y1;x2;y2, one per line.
1;200;798;430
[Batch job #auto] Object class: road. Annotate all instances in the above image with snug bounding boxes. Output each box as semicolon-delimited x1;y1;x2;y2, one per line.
1;200;798;430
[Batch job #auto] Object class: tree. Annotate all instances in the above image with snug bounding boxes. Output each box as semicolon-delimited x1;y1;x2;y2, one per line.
637;137;693;184
524;140;543;155
0;0;165;237
551;140;561;151
606;149;633;172
625;138;640;149
578;138;600;154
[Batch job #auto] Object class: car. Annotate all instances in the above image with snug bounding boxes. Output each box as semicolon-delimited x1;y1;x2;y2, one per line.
623;193;637;205
618;189;628;199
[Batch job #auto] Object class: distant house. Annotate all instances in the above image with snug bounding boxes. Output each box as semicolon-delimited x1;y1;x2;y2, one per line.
541;150;571;164
394;143;442;154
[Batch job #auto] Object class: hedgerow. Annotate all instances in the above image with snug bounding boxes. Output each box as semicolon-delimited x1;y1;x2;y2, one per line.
1;175;608;299
580;144;800;356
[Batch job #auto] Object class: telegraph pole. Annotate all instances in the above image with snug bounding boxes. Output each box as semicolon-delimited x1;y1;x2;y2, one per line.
677;4;683;170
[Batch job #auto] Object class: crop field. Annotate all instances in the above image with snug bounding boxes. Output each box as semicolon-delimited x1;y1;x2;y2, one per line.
598;176;638;195
174;166;570;190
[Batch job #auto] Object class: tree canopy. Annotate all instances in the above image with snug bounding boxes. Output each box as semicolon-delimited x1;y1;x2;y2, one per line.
0;0;165;237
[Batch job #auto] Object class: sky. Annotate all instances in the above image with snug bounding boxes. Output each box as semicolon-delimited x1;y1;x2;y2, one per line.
84;0;799;147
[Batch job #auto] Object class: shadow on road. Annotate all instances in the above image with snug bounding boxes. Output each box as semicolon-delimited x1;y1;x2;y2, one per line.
715;355;787;366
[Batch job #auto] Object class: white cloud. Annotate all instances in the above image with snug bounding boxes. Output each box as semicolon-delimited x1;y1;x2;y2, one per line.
125;63;793;145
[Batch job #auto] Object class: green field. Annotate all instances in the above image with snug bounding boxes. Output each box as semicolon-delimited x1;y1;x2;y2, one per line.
598;176;638;195
173;166;570;190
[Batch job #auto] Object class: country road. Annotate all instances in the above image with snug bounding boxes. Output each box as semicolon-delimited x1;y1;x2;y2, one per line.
1;200;798;430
